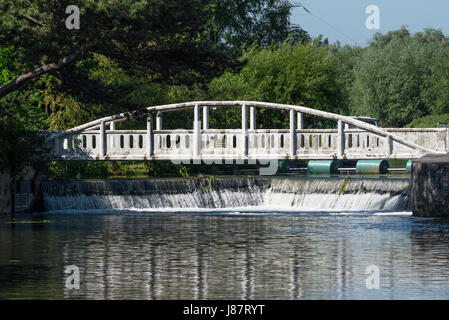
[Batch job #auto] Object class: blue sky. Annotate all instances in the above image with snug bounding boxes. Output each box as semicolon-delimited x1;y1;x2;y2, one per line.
290;0;449;46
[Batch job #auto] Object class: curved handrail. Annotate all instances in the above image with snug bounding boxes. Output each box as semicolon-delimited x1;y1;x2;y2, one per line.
46;101;444;155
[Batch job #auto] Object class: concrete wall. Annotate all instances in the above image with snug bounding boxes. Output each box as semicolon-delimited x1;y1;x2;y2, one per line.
412;157;449;217
0;167;37;214
0;170;11;214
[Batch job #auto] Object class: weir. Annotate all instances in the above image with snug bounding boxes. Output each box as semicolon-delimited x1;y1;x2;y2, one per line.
40;176;410;212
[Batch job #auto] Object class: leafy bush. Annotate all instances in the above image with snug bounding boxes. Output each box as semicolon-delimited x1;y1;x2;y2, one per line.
48;161;109;180
405;114;449;128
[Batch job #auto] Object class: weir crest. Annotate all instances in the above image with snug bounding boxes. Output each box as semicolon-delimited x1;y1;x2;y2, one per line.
41;177;410;212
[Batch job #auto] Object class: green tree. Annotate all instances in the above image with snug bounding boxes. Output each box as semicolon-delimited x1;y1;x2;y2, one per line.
328;42;363;112
208;39;346;128
205;0;309;48
350;27;445;127
0;47;46;208
0;0;239;99
421;46;449;115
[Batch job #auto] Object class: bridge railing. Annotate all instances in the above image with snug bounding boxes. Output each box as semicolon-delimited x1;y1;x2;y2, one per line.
47;101;449;161
50;127;448;161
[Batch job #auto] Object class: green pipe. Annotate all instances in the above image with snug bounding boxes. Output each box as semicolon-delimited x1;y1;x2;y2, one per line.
307;160;341;175
406;160;413;172
356;160;389;174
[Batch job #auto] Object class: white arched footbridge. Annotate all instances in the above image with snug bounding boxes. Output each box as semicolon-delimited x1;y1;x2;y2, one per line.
46;101;449;161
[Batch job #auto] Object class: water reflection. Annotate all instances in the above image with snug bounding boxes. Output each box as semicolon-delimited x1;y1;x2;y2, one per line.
1;213;449;299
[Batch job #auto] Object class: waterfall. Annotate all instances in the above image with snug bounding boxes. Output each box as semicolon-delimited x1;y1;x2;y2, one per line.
264;177;410;211
41;176;410;212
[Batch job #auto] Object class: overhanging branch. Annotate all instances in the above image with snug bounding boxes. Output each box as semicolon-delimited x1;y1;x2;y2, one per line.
23;14;45;27
0;42;97;100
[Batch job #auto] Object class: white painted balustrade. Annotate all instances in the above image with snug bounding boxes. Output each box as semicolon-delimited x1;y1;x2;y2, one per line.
47;101;449;161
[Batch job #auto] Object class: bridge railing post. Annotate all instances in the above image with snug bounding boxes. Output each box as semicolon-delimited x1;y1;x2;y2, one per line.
290;110;297;156
156;112;162;130
203;106;209;130
147;115;154;157
297;112;303;130
100;120;106;157
386;135;393;157
338;120;345;158
193;104;201;156
446;128;449;153
242;104;248;157
53;137;60;156
250;106;256;130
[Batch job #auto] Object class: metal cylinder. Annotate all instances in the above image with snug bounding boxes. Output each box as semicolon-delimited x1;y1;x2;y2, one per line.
356;160;389;174
406;160;413;172
307;160;341;175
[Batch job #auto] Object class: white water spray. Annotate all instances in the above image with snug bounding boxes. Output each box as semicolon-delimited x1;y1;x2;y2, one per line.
41;177;410;212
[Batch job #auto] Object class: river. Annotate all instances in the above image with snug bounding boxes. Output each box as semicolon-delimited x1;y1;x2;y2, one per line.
1;176;449;299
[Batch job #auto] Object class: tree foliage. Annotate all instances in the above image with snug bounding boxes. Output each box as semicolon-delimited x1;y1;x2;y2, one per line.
0;0;303;130
0;0;240;87
0;46;15;85
208;39;345;128
204;0;309;48
351;27;449;127
405;113;449;128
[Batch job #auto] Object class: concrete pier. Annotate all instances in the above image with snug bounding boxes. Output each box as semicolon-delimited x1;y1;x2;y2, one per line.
412;156;449;217
0;167;39;214
0;170;11;214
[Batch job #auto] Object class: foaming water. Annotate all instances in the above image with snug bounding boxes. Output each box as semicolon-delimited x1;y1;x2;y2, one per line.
264;192;408;211
41;177;410;213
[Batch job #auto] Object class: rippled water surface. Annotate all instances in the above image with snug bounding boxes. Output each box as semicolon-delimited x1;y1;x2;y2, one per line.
1;211;449;299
